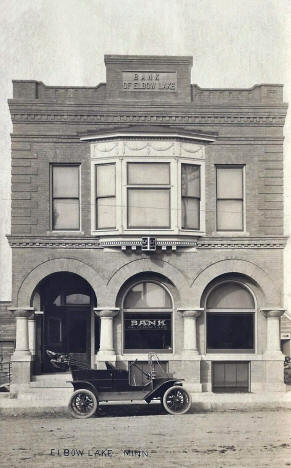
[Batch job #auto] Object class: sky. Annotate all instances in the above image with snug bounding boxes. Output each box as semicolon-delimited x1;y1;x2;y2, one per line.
0;0;290;308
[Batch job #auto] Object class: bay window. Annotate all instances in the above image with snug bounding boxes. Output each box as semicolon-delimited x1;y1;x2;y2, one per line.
93;158;204;235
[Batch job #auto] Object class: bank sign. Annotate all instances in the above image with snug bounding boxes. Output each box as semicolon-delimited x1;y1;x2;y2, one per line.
123;72;177;92
126;319;169;329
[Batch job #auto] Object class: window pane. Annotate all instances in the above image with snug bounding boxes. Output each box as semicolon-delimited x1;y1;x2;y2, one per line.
124;282;172;308
182;198;200;229
181;165;200;197
124;313;172;350
217;167;243;199
53;166;79;198
207;282;255;309
128;189;170;228
48;317;62;343
128;163;170;185
66;294;90;305
207;313;254;349
96;164;115;197
68;317;87;353
217;200;243;230
97;197;116;228
53;295;61;306
53;199;79;230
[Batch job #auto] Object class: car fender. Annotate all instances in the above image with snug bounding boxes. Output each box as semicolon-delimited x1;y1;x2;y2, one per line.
69;380;98;395
144;379;182;403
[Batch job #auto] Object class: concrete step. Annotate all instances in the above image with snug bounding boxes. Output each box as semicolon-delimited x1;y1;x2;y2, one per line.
17;387;73;401
31;372;72;388
29;380;72;388
32;372;71;381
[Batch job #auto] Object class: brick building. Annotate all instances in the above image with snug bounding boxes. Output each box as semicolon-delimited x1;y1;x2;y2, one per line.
2;55;290;395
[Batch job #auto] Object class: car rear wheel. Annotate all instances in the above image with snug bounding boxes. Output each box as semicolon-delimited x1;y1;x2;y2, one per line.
162;386;192;415
69;389;98;419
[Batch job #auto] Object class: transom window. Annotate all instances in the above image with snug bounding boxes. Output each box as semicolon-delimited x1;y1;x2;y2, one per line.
206;281;255;353
123;281;173;352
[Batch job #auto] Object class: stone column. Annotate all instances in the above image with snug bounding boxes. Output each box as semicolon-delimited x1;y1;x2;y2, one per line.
178;308;203;358
9;307;34;388
259;308;285;392
28;316;36;358
94;308;119;365
262;308;285;357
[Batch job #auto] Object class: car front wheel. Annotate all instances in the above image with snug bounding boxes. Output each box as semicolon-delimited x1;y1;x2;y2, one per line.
69;389;98;419
162;386;192;415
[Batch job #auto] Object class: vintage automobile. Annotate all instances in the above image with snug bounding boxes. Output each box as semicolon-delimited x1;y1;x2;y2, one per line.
46;350;192;418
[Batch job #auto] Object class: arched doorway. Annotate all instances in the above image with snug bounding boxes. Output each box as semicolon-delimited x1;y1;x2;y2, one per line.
32;272;99;373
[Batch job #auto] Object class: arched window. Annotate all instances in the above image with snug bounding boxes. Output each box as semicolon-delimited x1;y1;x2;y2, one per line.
123;281;173;352
206;281;255;352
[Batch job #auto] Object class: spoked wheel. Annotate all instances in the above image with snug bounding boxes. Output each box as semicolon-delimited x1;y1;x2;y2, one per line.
162;386;192;415
69;389;98;419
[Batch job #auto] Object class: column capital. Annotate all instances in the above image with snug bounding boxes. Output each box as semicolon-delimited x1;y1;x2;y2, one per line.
9;307;34;319
178;308;204;318
94;307;120;318
261;308;285;318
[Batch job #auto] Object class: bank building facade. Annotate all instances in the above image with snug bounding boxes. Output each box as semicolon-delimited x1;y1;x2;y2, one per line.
1;55;290;397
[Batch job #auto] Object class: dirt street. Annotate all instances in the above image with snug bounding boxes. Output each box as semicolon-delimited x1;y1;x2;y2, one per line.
0;405;290;467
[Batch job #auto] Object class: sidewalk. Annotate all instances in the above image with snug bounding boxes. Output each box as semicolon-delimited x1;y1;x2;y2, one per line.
1;390;291;416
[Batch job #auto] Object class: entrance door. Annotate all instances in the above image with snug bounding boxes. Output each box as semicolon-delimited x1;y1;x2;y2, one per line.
44;306;91;371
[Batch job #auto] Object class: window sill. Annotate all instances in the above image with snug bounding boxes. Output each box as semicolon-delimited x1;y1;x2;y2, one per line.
204;353;261;360
212;231;249;237
91;229;206;237
46;231;85;235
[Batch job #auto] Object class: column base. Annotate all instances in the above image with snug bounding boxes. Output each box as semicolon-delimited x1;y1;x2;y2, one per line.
184;381;203;392
263;351;285;360
181;350;201;360
11;360;31;386
11;351;32;362
95;351;117;364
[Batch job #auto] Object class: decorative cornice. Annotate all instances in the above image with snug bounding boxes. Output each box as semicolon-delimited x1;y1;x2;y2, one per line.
10;112;286;126
7;236;288;250
7;236;102;249
197;237;287;249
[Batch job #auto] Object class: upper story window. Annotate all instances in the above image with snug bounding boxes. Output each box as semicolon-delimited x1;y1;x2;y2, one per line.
216;165;244;231
181;164;200;230
96;164;116;229
127;162;171;228
94;158;202;234
84;127;216;237
51;164;80;231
